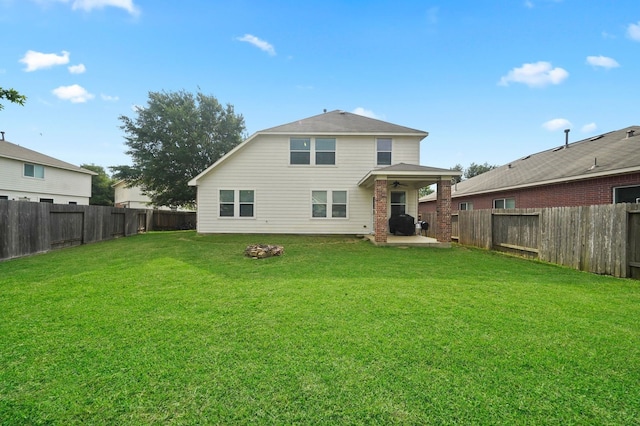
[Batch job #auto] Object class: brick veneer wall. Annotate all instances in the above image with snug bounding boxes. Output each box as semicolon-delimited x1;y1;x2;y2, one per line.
420;172;640;214
374;179;388;243
435;179;452;242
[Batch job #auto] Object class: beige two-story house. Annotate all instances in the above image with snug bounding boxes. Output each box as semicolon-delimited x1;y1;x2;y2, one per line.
188;110;460;243
0;137;95;205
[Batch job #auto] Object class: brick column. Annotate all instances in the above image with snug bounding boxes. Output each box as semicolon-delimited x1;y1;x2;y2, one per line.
374;179;388;243
436;179;452;242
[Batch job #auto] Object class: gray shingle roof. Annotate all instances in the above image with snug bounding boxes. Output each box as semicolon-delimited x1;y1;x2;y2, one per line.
261;110;428;136
0;139;96;175
423;126;640;200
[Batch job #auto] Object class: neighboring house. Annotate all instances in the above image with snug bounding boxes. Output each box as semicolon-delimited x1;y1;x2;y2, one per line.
188;110;460;243
0;137;96;205
113;180;195;211
113;180;153;209
420;126;640;214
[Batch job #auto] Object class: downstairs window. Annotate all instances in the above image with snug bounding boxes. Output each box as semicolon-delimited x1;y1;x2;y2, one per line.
219;190;255;218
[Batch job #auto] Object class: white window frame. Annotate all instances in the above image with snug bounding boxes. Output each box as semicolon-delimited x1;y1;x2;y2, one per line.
493;198;515;209
315;138;336;165
24;163;45;179
390;191;406;216
376;138;392;166
290;137;337;166
459;202;473;211
613;185;640;203
219;189;255;218
311;190;348;219
290;138;311;165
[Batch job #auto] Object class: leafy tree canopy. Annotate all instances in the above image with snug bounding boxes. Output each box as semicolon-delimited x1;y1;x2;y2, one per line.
420;162;496;198
0;87;27;111
418;186;434;197
81;164;114;206
464;162;497;179
110;90;245;208
451;162;497;182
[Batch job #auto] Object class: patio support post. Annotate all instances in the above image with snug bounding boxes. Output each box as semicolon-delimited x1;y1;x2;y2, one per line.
374;179;388;243
436;178;452;242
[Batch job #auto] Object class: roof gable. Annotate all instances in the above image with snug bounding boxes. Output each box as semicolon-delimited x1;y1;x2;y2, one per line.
261;110;428;136
189;110;429;185
0;139;96;175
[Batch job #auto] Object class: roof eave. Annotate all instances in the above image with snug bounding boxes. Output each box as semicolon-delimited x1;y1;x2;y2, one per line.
262;131;429;139
358;169;461;188
1;153;97;175
439;166;640;200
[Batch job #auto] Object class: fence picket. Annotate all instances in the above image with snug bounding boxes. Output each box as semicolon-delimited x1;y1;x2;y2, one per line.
0;200;196;261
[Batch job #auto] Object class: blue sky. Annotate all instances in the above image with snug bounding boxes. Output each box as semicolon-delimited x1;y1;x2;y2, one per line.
1;0;639;172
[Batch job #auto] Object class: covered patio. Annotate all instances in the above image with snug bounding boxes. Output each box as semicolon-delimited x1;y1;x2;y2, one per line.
358;163;461;245
363;234;451;247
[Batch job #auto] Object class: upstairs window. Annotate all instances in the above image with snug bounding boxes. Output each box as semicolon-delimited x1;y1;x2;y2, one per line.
493;198;515;209
376;138;392;166
290;138;311;165
290;138;336;165
24;164;45;179
315;138;336;165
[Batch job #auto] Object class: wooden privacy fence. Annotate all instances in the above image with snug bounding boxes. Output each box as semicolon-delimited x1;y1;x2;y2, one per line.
422;203;640;279
0;201;197;261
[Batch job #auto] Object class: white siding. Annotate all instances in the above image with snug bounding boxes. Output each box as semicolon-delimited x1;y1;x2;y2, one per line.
195;134;422;234
114;182;152;208
0;157;92;204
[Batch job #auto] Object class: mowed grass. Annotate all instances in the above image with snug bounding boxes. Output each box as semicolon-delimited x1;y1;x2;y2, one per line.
1;232;639;425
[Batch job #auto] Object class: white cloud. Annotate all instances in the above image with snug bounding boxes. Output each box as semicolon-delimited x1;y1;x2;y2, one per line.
499;61;569;88
542;118;571;131
73;0;139;15
20;50;70;71
101;93;119;101
627;21;640;41
581;123;597;133
37;0;140;15
352;107;381;119
236;34;276;56
52;84;94;103
586;55;619;69
524;1;534;8
68;63;86;74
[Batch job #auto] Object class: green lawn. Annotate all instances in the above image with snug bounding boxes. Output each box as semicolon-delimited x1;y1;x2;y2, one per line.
1;232;639;424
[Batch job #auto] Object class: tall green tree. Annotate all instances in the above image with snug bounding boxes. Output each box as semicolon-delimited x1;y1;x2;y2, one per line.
111;90;245;207
464;162;497;179
452;164;464;183
81;164;114;206
0;87;27;110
